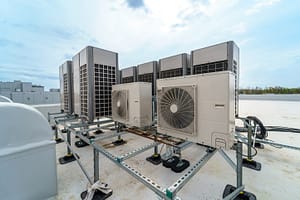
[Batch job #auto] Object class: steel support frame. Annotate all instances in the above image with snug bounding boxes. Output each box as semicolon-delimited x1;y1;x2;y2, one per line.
60;121;246;200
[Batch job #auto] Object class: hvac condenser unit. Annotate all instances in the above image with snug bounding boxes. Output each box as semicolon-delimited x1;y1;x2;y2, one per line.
137;61;158;95
73;46;118;121
112;82;152;128
157;71;235;149
121;66;137;83
191;41;239;116
159;53;190;79
59;60;73;113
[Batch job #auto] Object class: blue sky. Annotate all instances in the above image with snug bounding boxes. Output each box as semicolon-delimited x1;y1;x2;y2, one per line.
0;0;299;90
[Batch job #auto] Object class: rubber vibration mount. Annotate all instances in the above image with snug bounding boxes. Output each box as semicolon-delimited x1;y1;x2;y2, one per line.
55;138;64;144
51;125;56;130
58;154;79;165
80;189;113;200
171;159;190;173
223;184;256;200
112;139;126;146
146;154;162;165
242;158;262;171
75;136;95;148
94;129;104;134
252;142;264;149
162;156;180;168
61;129;67;133
75;140;89;148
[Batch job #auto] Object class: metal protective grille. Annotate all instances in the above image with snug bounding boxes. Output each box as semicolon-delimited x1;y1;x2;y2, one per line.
193;60;228;74
94;64;116;117
122;76;134;83
160;68;183;79
80;64;88;117
63;73;69;112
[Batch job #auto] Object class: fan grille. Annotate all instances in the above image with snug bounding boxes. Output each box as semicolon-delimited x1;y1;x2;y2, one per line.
112;90;128;119
160;87;194;129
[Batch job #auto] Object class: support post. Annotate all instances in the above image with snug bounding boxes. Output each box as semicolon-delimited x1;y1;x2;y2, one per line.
146;130;162;165
236;141;243;188
223;141;257;199
112;122;126;146
94;148;99;183
58;129;78;164
242;125;262;171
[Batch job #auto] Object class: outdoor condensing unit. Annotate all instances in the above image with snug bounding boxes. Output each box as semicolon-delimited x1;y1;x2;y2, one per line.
59;60;73;113
191;41;239;116
159;53;190;79
157;71;235;150
120;66;137;83
112;82;152;128
73;46;118;121
137;61;158;95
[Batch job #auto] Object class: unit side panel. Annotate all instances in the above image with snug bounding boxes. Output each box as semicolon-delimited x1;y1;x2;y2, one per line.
72;54;81;115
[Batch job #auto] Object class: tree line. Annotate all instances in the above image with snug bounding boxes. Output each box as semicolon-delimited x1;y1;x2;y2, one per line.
239;87;300;94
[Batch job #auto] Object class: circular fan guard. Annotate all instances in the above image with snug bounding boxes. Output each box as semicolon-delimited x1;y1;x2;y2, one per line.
113;91;127;118
160;88;194;129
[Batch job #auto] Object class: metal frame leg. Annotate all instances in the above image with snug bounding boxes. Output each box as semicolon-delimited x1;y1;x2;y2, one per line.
94;148;99;182
146;130;162;165
58;129;78;164
242;127;262;171
223;141;257;200
112;122;126;146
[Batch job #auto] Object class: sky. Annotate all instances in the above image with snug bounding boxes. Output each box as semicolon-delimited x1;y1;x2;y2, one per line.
0;0;299;90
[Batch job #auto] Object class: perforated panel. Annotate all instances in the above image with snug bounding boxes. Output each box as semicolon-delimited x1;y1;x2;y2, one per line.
80;64;88;117
160;68;183;79
63;74;69;112
94;64;116;117
122;76;134;83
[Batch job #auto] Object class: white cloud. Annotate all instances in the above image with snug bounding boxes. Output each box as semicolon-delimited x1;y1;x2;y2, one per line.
246;0;280;15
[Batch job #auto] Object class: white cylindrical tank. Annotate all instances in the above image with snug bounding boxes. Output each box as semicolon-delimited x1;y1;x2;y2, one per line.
0;102;57;200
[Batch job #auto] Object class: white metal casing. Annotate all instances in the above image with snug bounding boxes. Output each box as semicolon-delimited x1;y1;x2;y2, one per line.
0;102;57;200
112;82;152;127
156;71;235;149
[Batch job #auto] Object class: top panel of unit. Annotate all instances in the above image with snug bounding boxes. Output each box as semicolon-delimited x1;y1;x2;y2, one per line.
192;41;234;66
121;66;136;78
159;53;188;71
72;46;118;67
93;47;118;67
137;61;157;74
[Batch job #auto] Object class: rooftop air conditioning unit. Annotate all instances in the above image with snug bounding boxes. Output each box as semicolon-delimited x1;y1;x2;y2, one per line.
157;71;235;149
137;61;158;95
112;82;152;128
72;46;118;121
120;66;137;83
59;60;73;113
159;53;190;79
